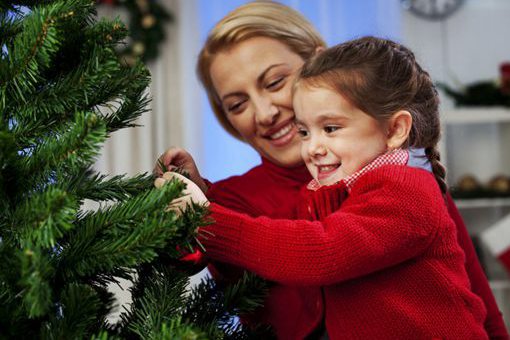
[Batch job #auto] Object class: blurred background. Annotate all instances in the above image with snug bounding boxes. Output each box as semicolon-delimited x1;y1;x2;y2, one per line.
95;0;510;326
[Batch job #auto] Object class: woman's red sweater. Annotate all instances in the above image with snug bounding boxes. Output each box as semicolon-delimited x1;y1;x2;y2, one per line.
206;158;508;339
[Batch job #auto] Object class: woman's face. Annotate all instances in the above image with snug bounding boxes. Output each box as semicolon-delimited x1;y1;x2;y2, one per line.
209;37;305;167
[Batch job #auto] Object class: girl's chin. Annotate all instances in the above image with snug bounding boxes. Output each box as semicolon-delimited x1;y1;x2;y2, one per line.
317;173;343;186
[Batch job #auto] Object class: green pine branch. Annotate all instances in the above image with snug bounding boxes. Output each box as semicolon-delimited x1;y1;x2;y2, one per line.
12;186;77;248
183;272;273;339
40;283;103;339
20;111;107;177
0;1;81;110
18;246;54;318
1;1;269;337
66;170;154;202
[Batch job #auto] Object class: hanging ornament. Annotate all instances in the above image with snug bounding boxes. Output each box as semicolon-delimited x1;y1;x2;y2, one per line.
487;175;510;196
132;41;145;56
141;14;156;29
457;174;482;192
451;174;484;199
136;0;149;12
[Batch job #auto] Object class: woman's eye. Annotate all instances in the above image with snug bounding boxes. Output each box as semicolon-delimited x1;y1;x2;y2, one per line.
226;100;246;114
266;77;285;90
324;126;340;133
297;129;309;138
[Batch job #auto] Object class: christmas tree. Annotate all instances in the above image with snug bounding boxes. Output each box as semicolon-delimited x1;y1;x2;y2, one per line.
0;1;269;338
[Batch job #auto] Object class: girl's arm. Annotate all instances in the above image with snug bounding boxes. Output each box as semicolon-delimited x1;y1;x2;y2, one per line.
200;166;446;286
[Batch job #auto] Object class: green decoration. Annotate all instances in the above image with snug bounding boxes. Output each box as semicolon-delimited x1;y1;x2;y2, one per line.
437;62;510;107
437;81;510;107
97;0;172;62
0;1;269;338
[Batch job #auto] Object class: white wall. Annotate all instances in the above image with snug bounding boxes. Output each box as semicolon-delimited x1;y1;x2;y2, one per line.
401;0;510;184
401;0;510;325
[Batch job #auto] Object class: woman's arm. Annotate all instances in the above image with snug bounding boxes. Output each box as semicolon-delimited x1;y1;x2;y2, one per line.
446;194;509;340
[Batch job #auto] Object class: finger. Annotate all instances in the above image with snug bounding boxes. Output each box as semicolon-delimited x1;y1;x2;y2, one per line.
163;171;189;183
161;148;187;167
161;171;180;181
154;148;179;174
154;177;167;188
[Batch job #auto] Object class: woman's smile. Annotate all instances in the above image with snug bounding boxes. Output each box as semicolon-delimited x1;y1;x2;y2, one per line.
264;121;298;146
209;37;306;167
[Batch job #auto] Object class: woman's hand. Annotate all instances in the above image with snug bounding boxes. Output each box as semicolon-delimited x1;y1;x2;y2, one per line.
154;147;208;193
154;172;209;214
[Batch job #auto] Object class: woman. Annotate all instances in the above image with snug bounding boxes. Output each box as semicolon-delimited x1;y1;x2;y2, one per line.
156;2;508;339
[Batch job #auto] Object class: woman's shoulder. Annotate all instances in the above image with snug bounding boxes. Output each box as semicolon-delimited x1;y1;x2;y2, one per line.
206;164;272;215
210;163;267;191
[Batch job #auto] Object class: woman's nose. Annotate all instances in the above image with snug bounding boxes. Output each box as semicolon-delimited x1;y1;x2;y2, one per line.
254;96;279;126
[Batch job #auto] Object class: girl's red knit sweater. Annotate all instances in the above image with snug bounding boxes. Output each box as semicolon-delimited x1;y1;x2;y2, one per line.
206;158;508;339
203;165;488;339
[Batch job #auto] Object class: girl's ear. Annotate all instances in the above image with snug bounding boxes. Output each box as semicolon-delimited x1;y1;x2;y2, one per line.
386;110;412;150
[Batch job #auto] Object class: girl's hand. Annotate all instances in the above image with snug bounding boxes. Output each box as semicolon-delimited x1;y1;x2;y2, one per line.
154;147;208;194
154;172;209;214
155;172;209;275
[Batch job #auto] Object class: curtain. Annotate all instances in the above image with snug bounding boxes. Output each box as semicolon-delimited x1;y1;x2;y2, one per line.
95;0;203;177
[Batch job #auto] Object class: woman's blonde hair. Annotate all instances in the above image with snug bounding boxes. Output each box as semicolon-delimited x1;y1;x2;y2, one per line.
197;1;326;139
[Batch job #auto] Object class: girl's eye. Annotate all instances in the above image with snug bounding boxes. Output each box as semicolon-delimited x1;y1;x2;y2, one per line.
324;126;340;133
266;77;285;90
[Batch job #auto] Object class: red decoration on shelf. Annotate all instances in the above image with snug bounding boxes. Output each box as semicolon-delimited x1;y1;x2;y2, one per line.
501;62;510;95
97;0;117;5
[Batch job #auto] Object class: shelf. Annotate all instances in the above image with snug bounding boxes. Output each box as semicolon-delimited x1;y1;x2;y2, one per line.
454;198;510;209
490;280;510;290
441;107;510;124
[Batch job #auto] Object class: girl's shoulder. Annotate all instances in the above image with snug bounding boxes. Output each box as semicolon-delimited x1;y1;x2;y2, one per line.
350;164;442;201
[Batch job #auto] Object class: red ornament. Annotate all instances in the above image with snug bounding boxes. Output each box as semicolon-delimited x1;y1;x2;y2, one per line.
163;245;208;275
97;0;117;5
176;245;206;265
500;62;510;95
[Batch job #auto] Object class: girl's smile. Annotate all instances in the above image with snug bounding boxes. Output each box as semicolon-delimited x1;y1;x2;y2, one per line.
293;85;389;186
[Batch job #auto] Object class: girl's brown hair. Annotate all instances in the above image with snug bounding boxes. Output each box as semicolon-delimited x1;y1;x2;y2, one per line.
298;36;447;193
196;1;326;140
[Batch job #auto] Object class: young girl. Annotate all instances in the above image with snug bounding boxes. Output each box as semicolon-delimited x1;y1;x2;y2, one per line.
158;37;490;339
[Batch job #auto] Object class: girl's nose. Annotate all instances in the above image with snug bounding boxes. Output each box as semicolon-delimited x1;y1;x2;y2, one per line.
308;136;327;157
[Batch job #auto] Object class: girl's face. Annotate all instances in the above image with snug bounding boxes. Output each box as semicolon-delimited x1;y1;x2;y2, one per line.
294;85;389;186
209;37;305;167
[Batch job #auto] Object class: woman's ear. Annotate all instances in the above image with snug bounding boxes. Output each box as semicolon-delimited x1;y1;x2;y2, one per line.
386;110;412;150
314;46;325;55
